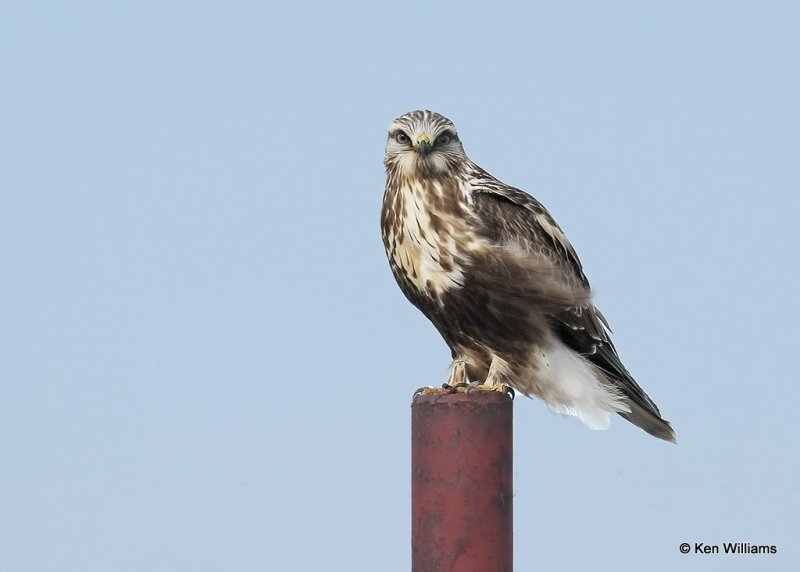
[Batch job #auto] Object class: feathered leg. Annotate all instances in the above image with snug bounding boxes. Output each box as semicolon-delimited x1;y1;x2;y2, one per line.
465;355;514;396
415;358;468;395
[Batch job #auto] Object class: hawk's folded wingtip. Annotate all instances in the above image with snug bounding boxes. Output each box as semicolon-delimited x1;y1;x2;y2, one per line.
619;403;677;443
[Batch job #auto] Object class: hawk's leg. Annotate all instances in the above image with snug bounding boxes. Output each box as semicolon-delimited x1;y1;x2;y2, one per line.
443;358;468;391
414;358;469;396
465;356;515;396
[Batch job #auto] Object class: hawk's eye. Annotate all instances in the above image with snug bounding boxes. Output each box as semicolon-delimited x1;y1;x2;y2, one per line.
394;131;410;144
437;133;453;146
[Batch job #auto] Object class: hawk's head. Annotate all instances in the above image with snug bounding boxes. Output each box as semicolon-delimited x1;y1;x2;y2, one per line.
384;110;468;178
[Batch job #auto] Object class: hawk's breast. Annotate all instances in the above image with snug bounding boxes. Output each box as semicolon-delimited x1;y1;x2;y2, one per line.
381;178;478;300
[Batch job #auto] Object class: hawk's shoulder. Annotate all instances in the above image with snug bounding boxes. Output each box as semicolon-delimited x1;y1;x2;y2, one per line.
466;167;589;288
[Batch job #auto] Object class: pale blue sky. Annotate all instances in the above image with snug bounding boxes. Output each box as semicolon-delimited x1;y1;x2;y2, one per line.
2;2;798;570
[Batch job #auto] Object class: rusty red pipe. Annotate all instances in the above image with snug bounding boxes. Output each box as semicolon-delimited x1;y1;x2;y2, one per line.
412;391;514;572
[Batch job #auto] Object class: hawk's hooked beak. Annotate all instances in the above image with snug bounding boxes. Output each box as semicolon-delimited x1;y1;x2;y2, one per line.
416;133;431;158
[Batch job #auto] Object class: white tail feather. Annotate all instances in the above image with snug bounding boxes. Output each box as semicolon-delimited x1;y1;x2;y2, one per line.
532;338;629;430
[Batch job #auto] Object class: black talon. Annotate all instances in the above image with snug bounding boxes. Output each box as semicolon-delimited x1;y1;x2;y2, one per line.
464;381;482;393
443;382;467;394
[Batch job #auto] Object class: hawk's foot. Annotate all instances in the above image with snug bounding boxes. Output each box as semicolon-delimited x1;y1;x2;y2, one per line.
443;382;468;394
414;382;467;396
465;381;515;398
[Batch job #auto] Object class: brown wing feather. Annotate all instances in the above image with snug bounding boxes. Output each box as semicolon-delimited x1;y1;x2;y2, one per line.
471;179;676;441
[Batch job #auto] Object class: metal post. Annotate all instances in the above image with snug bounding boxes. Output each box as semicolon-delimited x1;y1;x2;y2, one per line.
412;391;513;572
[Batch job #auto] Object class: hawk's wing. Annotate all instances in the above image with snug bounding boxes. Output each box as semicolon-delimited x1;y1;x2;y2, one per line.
471;179;673;439
470;178;590;294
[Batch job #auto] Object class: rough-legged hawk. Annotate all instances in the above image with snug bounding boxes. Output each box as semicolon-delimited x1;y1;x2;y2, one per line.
381;110;675;442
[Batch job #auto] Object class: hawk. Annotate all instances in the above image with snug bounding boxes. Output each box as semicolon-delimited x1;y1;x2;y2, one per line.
381;110;675;442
